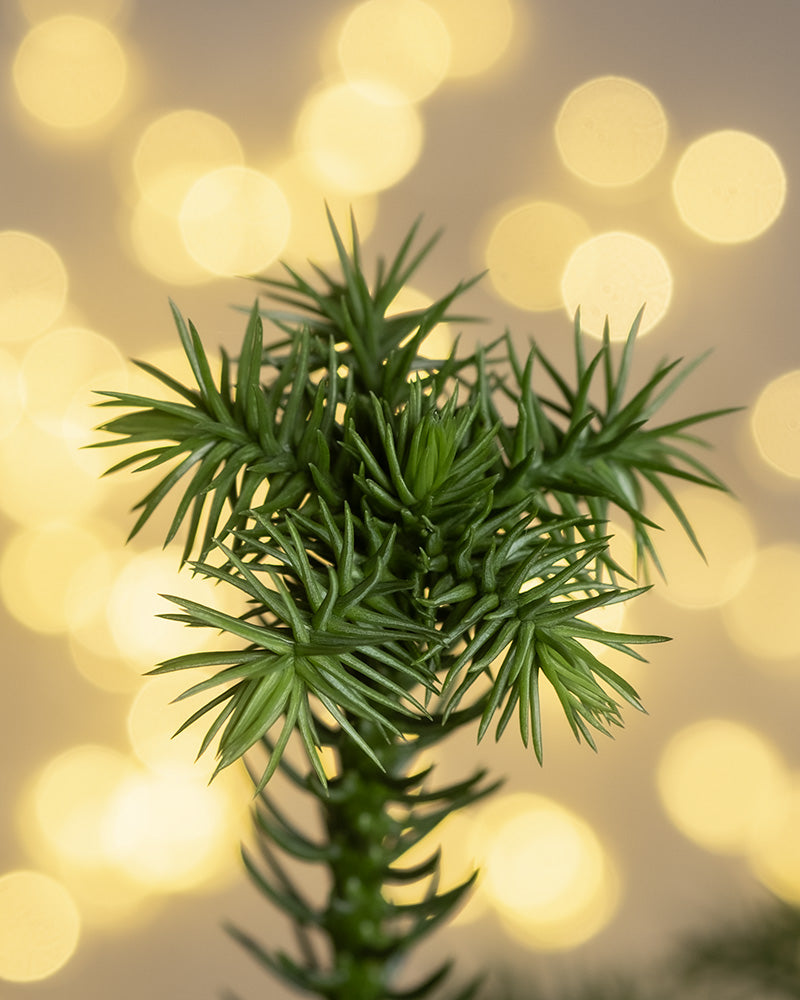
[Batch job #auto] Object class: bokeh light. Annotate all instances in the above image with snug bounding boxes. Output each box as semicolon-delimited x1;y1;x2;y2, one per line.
179;166;291;276
0;231;68;344
128;196;210;285
673;130;786;243
12;15;127;131
721;544;800;666
295;81;424;194
647;487;757;609
749;776;800;905
480;793;618;950
561;232;672;339
0;349;26;438
133;109;244;216
427;0;514;78
751;369;800;479
337;0;451;104
485;201;591;311
386;285;453;359
657;719;788;855
555;76;668;187
0;871;80;983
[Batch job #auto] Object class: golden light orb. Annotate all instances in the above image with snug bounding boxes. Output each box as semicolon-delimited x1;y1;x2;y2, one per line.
751;369;800;479
485;201;591;311
427;0;515;78
673;130;786;243
128;196;210;285
12;15;127;131
555;76;668;187
179;166;291;276
386;285;453;359
0;231;68;344
338;0;451;104
295;81;424;194
0;871;80;983
561;232;672;339
750;777;800;905
0;349;26;439
480;793;618;949
657;719;788;855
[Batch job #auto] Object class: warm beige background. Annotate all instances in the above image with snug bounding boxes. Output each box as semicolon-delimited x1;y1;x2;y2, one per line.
1;1;799;997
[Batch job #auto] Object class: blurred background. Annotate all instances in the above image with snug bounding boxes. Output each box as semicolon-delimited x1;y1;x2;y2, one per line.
1;0;799;996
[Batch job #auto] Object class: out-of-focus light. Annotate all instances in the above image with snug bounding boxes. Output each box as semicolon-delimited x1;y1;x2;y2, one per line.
128;197;210;285
721;544;800;666
480;793;618;950
271;156;378;265
133;109;243;216
555;76;667;187
427;0;514;78
673;130;786;243
0;871;80;983
12;16;127;131
561;232;672;339
337;0;451;104
0;419;106;526
751;370;800;479
648;488;756;609
0;521;107;634
485;201;591;311
0;231;68;344
296;82;424;194
0;349;26;438
386;286;453;359
20;0;129;22
657;719;788;855
750;777;800;905
179;166;291;277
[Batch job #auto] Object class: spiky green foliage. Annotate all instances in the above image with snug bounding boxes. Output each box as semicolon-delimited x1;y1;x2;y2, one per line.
96;212;731;1000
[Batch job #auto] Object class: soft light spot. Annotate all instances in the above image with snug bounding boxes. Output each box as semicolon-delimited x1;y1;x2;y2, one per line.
673;130;786;243
271;156;378;265
13;16;127;130
751;369;800;479
750;777;800;905
561;232;672;339
0;231;68;344
648;487;757;609
20;0;128;21
427;0;514;77
133;109;243;216
485;201;591;311
721;544;800;666
338;0;450;104
0;349;26;438
296;81;424;194
179;166;291;276
555;76;667;187
0;871;80;983
387;286;453;359
129;196;210;285
479;793;618;949
658;719;788;855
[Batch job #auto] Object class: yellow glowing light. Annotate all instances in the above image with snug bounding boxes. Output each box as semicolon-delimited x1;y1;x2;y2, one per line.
480;793;618;950
179;166;290;276
338;0;450;104
485;201;591;311
721;544;800;665
648;487;756;609
386;286;453;359
0;231;68;344
750;777;800;905
0;419;106;526
133;110;243;216
427;0;514;77
0;349;26;438
13;16;127;130
0;871;80;983
561;232;672;339
673;130;786;243
751;370;800;479
0;521;108;634
271;156;378;265
658;719;788;855
555;76;667;187
296;81;424;194
20;0;128;21
128;197;210;285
